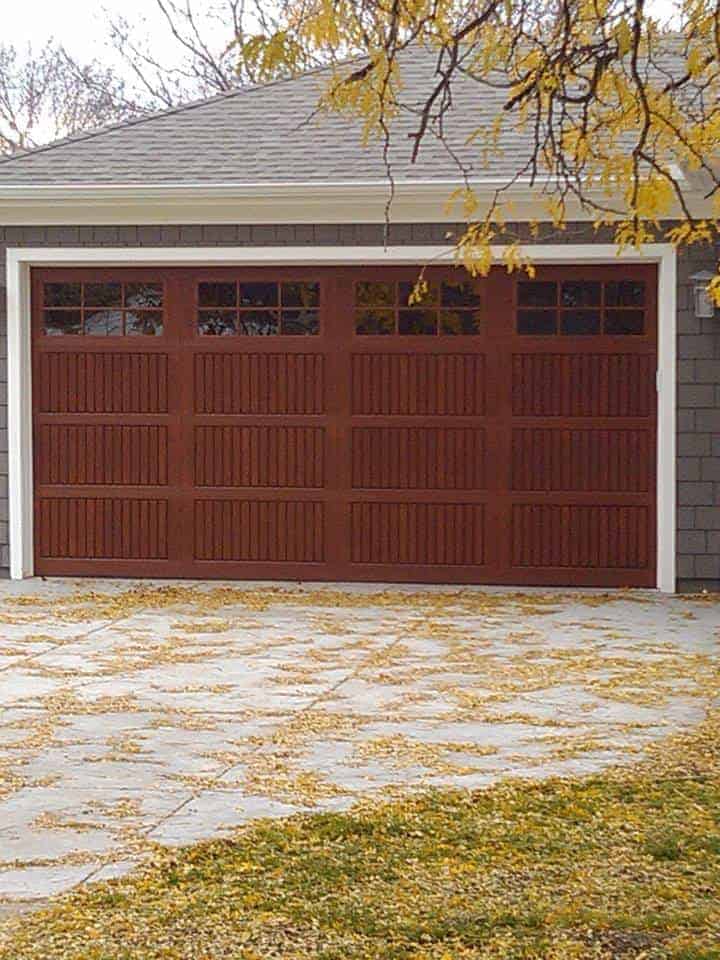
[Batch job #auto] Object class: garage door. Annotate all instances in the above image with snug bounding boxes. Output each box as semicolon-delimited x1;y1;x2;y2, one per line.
31;264;657;586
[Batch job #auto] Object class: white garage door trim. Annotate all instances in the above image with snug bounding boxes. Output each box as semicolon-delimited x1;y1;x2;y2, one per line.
6;242;677;590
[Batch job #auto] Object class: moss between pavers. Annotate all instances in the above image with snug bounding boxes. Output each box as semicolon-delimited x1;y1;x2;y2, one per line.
1;708;719;960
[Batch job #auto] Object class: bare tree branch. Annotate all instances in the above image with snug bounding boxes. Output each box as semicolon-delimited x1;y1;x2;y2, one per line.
0;42;139;153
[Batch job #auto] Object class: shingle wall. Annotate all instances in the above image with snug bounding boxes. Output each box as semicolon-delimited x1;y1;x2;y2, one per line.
676;246;720;590
0;223;717;589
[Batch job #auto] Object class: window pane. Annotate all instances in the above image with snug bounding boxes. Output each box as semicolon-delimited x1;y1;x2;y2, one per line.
281;309;319;335
399;280;438;307
440;309;482;335
239;282;278;307
199;282;236;307
517;310;557;334
126;283;163;308
237;310;280;335
126;311;164;336
84;309;123;336
44;283;81;307
356;281;394;307
282;282;319;308
605;280;645;307
518;281;557;307
604;309;645;335
561;310;601;335
84;283;121;307
44;310;82;335
441;280;481;308
198;310;237;335
398;309;437;335
561;281;601;308
356;309;394;335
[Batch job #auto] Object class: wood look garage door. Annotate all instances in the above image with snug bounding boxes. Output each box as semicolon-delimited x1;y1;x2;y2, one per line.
31;264;657;586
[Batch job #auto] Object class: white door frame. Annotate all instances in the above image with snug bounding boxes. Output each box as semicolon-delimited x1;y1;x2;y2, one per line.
6;243;677;590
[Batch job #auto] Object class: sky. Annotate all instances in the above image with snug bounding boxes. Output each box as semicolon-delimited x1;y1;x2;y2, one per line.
3;1;182;59
2;0;683;61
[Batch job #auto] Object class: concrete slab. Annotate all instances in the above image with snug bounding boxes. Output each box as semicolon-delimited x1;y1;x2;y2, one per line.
0;578;717;905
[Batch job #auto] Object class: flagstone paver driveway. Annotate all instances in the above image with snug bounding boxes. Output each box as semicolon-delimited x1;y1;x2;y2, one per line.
0;579;717;911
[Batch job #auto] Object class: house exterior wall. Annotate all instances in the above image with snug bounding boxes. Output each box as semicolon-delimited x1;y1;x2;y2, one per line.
676;248;720;589
0;222;717;589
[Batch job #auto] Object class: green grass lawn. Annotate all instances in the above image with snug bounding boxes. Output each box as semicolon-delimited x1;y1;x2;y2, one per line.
2;714;719;960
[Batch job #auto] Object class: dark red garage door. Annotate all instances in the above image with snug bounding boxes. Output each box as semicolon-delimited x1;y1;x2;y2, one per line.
32;263;657;586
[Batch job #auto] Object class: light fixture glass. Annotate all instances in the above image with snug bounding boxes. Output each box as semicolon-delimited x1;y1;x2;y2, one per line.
690;270;716;319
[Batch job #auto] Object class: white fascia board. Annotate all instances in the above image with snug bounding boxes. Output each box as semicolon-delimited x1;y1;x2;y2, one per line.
0;177;711;225
0;179;546;226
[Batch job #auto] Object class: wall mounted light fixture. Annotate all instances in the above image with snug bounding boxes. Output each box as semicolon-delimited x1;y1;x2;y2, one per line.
690;270;717;319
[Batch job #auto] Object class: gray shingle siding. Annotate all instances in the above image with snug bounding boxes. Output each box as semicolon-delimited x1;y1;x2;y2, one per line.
676;247;720;590
0;223;717;590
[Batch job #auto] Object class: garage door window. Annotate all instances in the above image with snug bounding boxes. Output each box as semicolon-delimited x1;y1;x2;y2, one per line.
517;279;645;336
42;281;164;336
197;281;320;336
356;280;482;335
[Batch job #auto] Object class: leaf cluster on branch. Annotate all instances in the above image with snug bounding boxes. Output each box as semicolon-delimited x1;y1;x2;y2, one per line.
241;0;720;293
2;1;718;296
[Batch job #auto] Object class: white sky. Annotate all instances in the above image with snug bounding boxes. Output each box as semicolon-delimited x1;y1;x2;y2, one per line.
2;0;683;60
3;1;180;58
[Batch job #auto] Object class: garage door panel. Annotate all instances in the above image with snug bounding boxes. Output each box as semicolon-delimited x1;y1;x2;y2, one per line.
352;427;486;490
511;504;651;570
38;424;169;486
37;497;169;560
194;426;325;488
194;500;324;562
511;428;651;493
194;353;325;415
512;353;655;418
38;352;169;414
352;353;486;416
351;502;485;565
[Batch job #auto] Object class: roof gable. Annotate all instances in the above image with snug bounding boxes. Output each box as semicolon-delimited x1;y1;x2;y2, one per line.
0;56;515;186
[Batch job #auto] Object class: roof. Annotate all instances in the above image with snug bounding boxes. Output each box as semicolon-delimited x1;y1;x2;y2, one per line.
0;54;517;186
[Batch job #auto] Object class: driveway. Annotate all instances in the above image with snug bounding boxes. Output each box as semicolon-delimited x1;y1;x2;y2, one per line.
0;580;717;911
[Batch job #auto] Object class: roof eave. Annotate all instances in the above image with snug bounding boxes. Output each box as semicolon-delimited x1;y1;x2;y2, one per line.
0;176;711;227
0;179;539;227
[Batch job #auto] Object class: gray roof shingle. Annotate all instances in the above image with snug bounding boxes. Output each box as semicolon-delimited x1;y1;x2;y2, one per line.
0;55;524;185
